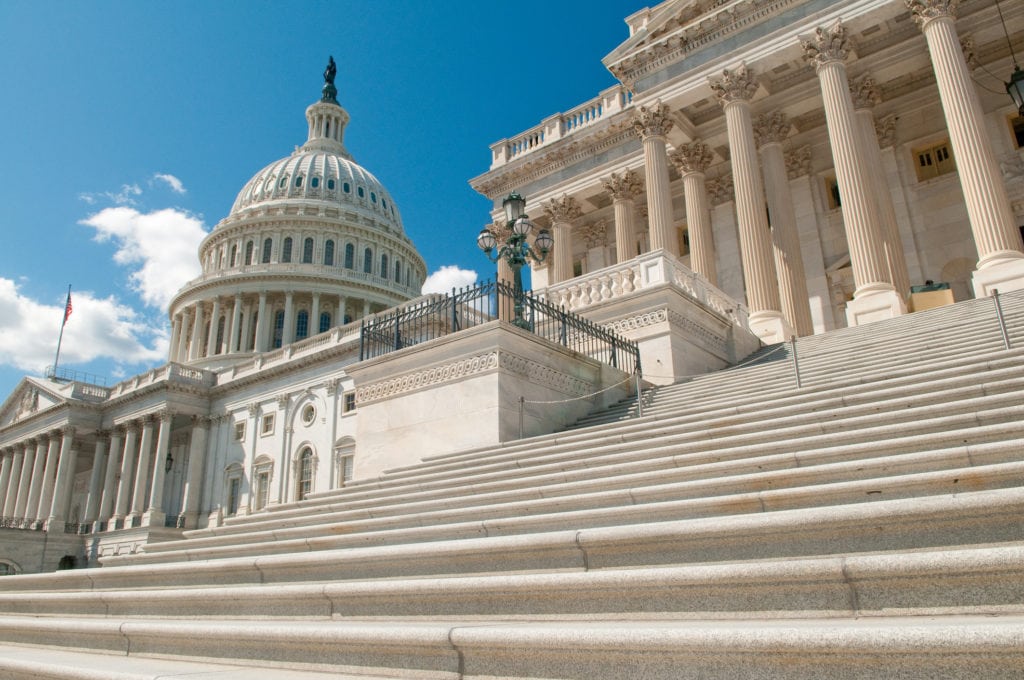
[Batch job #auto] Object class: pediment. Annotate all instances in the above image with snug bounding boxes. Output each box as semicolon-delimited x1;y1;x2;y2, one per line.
603;0;703;70
0;377;68;429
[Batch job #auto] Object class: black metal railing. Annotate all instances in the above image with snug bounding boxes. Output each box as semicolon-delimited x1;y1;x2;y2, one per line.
44;365;108;386
360;279;641;375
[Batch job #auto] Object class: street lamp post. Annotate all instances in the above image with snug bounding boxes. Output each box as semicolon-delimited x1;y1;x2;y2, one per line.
477;192;553;329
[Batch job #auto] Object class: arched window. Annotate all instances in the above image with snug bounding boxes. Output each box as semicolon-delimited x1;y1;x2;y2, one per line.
324;240;335;266
297;448;314;501
295;175;303;188
244;241;254;265
327;179;335;191
279;175;288;189
262;238;272;263
296;310;309;341
215;316;225;354
344;243;354;269
272;310;285;349
229;244;237;267
319;311;331;333
363;247;373;273
357;186;365;198
282;237;293;263
302;237;314;264
311;176;320;189
380;254;388;279
343;182;350;193
394;258;401;283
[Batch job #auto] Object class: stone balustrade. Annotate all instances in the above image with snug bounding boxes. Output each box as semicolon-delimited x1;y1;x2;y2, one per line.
538;252;748;328
179;262;419;298
489;85;633;168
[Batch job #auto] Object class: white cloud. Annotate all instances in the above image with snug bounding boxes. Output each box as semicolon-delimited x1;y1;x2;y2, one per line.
80;207;208;311
79;183;144;206
0;279;165;374
421;265;478;294
152;173;186;194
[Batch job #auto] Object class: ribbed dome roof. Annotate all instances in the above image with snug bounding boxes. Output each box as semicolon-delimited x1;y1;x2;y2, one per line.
229;150;403;232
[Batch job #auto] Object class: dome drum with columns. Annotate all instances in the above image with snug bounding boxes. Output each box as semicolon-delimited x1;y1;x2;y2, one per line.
169;62;426;366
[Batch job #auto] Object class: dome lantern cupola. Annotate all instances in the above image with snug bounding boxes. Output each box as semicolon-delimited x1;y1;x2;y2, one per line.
303;56;351;157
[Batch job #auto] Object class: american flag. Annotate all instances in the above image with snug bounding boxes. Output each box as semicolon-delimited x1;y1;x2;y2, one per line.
63;290;72;324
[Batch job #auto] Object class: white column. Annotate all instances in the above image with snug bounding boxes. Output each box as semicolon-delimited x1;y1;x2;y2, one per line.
176;311;191;363
34;436;60;522
338;295;348;325
282;291;295;346
45;428;76;529
168;315;182;362
754;112;815;337
851;75;912;300
182;416;210;529
362;300;371;318
254;292;269;352
96;428;123;528
206;298;221;357
12;442;35;519
0;451;13;514
602;170;643;265
632;102;678;255
130;417;155;518
907;0;1024;296
803;21;906;327
2;447;23;517
25;437;48;521
188;302;206;361
310;293;321;334
543;195;582;284
112;423;138;521
670;141;718;285
82;435;107;524
228;294;242;353
144;411;173;526
711;64;792;343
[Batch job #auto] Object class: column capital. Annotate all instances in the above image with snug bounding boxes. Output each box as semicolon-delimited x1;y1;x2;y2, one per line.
324;377;341;396
277;394;290;409
155;409;174;423
669;141;714;174
905;0;959;26
542;194;582;224
802;20;854;69
875;114;898;148
580;220;608;249
785;146;813;179
191;414;212;430
753;112;791;148
631;102;674;140
710;64;758;105
706;174;734;206
94;430;110;443
601;169;643;201
850;75;882;110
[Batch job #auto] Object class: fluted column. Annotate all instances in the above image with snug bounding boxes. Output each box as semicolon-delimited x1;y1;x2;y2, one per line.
907;0;1024;296
144;411;173;526
34;436;60;521
282;291;296;346
45;428;76;529
113;422;138;521
711;65;791;342
2;447;23;517
11;443;33;519
362;300;371;318
168;315;182;362
206;298;221;357
602;170;643;264
188;302;205;361
669;141;718;285
338;296;348;325
176;312;191;362
130;417;155;518
803;22;905;326
228;294;242;353
240;299;253;351
83;434;108;524
632;103;678;255
182;416;210;529
0;451;12;514
754;112;814;337
96;427;123;528
25;437;48;521
310;293;321;333
851;75;912;299
255;292;269;352
543;195;582;284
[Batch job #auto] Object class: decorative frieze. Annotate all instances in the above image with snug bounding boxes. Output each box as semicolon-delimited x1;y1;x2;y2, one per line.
709;64;758;104
631;102;674;140
785;146;812;179
669;141;713;174
752;112;791;148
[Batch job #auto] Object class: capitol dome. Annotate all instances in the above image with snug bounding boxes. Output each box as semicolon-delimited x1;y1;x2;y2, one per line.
167;59;427;368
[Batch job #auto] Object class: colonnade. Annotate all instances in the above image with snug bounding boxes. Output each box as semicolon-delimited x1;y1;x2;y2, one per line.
0;414;211;532
536;3;1023;338
169;291;378;363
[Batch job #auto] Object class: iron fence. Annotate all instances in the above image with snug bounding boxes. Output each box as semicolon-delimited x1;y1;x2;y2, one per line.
360;279;640;375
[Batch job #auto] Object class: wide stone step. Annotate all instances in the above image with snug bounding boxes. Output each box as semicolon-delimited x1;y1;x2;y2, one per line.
0;614;1019;679
5;544;1023;620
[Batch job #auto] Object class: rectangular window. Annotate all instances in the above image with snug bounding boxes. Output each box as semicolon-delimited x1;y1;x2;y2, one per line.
260;413;275;436
338;455;354;485
227;477;241;516
254;471;270;511
234;421;245;441
343;392;356;413
913;140;956;181
1009;115;1024;149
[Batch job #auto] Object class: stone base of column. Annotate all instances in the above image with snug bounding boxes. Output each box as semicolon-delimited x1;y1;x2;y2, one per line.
43;518;64;533
141;509;165;528
747;310;794;345
845;286;907;327
971;256;1024;298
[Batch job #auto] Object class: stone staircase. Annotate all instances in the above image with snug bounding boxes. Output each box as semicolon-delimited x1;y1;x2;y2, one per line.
0;291;1022;678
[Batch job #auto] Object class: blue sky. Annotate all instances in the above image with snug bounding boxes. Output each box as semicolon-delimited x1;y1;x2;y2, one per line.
0;0;644;398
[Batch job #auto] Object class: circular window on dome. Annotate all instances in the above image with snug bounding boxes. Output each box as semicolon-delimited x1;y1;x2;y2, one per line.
358;187;365;198
301;404;316;425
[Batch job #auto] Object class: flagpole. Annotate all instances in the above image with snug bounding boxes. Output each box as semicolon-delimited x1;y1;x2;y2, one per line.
52;285;72;377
